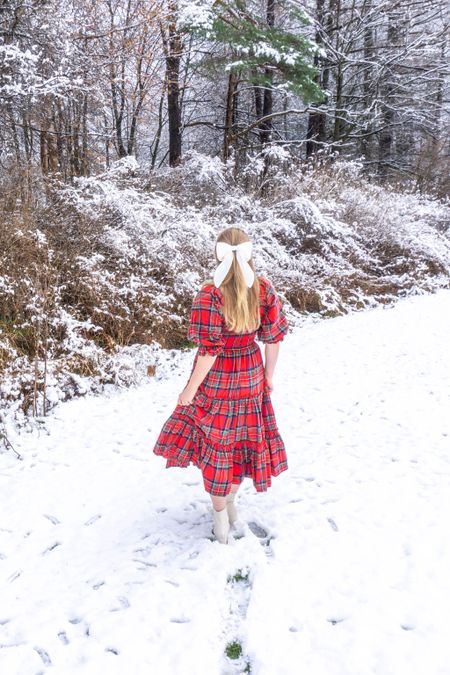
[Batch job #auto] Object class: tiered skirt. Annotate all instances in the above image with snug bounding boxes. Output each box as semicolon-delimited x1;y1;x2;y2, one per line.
152;340;288;496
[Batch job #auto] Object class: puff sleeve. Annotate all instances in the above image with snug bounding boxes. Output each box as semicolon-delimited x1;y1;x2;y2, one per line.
187;285;225;356
257;278;289;344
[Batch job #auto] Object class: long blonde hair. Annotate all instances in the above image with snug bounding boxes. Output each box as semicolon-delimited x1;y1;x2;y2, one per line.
204;227;261;333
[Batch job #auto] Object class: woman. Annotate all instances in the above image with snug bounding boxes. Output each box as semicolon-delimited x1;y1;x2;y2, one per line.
152;226;289;544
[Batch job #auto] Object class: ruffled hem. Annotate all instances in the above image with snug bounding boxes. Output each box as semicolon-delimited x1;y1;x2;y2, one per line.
152;389;288;496
155;429;287;496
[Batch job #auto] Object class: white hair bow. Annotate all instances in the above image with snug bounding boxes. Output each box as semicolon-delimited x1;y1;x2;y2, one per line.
213;241;255;288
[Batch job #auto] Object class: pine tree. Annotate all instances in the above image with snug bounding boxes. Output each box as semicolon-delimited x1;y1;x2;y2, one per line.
182;0;324;102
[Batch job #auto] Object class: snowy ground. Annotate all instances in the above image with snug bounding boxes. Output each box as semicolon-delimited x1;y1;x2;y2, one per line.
1;289;450;675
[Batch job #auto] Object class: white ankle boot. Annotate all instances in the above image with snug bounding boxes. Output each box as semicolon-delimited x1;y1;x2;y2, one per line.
226;491;238;525
212;507;230;544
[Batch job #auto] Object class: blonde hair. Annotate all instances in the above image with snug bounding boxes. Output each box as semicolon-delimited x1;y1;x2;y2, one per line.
204;227;260;333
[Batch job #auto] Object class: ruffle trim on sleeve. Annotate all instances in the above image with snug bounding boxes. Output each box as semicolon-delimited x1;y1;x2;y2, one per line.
197;343;224;357
257;277;289;344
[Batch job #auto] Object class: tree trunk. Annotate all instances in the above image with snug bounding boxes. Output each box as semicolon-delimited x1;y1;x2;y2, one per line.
109;57;126;158
306;0;326;157
253;75;263;121
165;1;182;167
223;71;239;160
82;94;89;176
333;63;343;144
151;79;167;169
259;0;275;146
360;3;374;161
329;0;344;147
378;14;398;176
40;98;59;175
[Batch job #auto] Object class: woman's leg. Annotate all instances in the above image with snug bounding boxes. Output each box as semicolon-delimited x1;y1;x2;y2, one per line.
210;483;239;509
211;495;227;511
205;472;240;543
210;495;229;543
209;481;243;542
226;482;241;524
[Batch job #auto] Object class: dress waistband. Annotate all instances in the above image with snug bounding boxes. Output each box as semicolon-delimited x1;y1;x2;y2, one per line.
222;332;257;351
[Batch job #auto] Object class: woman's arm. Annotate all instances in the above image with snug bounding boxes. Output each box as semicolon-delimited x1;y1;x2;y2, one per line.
178;353;217;405
264;342;280;391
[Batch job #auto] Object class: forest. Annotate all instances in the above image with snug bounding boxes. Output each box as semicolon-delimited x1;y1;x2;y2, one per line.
0;0;449;427
1;0;448;184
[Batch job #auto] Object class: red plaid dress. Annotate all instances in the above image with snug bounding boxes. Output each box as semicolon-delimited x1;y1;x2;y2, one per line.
152;276;289;496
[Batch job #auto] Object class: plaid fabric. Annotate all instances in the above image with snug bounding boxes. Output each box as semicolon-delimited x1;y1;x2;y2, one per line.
152;276;289;496
187;276;288;357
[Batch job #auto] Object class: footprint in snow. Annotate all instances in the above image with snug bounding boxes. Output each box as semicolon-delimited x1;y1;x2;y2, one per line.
57;631;69;645
327;517;339;531
247;521;268;538
84;514;102;526
110;596;130;611
327;616;345;625
133;545;153;555
170;617;191;623
34;646;52;665
105;646;119;655
247;522;275;556
8;570;22;583
133;558;157;568
42;541;62;555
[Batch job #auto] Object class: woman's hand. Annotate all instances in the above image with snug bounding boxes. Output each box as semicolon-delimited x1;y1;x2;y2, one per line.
265;376;274;392
177;383;198;406
177;354;217;406
264;343;279;393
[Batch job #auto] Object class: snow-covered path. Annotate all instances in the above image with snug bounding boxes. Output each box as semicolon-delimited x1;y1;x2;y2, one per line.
1;290;450;675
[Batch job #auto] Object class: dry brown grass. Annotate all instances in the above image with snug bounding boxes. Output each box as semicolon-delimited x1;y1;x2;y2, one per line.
283;285;324;314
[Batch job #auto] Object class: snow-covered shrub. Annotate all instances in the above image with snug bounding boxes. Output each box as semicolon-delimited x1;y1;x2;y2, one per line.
1;153;449;429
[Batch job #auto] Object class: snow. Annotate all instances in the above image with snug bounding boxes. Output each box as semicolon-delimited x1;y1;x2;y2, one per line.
179;0;216;31
1;289;450;674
